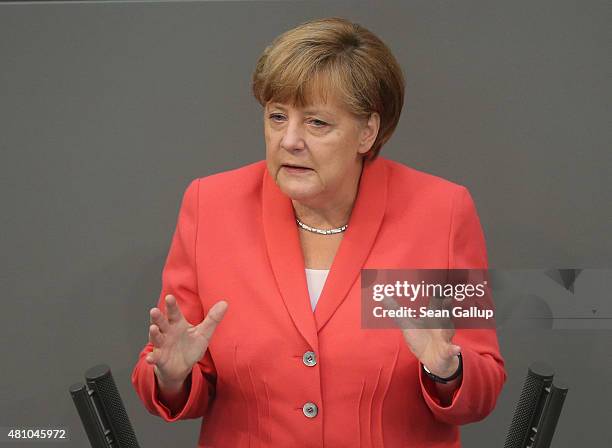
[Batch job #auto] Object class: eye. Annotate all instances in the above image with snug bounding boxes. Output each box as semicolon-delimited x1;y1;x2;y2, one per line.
309;118;328;128
268;113;285;122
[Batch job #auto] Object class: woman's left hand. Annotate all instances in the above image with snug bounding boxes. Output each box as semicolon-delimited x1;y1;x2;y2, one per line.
401;325;461;378
397;294;461;378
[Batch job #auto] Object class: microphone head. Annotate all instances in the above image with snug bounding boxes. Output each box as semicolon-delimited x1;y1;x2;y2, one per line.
85;364;140;448
69;381;110;448
528;361;555;380
504;361;555;448
85;364;112;382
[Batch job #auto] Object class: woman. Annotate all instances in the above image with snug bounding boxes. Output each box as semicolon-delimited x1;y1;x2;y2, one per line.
132;17;505;447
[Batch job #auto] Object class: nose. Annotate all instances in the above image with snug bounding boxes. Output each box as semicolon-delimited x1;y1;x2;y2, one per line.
280;119;306;152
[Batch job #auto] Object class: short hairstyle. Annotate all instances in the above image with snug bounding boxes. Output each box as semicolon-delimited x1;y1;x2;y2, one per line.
252;17;405;161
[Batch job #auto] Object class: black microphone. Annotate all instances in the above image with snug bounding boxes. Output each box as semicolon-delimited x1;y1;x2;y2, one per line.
504;361;569;448
70;364;141;448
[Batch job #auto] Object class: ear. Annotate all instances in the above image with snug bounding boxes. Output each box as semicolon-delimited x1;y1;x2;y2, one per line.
357;112;380;155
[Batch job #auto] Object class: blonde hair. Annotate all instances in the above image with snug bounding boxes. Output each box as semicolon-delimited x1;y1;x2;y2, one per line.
252;17;405;160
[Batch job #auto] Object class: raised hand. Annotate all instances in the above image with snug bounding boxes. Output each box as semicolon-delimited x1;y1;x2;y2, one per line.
401;324;461;378
383;294;461;378
145;294;228;387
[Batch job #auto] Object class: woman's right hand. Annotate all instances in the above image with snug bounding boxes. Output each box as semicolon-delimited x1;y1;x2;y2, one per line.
145;294;229;387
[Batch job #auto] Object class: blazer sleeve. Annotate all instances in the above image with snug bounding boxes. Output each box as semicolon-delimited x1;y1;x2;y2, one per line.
131;178;217;422
418;186;507;425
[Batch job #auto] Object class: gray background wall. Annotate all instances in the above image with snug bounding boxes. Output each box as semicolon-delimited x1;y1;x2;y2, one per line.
1;1;610;446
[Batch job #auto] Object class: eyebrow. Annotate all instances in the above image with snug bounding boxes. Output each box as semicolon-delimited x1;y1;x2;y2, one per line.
269;103;331;116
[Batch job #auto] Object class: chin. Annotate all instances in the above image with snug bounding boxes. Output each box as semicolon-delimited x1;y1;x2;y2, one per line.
277;181;319;201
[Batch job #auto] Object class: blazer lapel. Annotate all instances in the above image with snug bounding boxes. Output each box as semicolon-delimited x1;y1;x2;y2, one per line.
262;157;388;344
262;165;319;350
313;158;387;331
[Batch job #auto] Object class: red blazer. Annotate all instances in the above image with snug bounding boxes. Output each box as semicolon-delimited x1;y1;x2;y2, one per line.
132;156;506;447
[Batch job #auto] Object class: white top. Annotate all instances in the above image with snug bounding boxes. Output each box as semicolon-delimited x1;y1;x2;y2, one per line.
305;268;330;311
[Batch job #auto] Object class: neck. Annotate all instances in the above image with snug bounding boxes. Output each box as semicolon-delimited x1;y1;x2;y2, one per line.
292;160;364;229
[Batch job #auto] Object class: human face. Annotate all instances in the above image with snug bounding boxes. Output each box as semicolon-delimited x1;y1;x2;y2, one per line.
264;96;378;206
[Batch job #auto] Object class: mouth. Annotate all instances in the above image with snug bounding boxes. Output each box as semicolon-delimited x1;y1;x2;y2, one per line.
282;164;313;171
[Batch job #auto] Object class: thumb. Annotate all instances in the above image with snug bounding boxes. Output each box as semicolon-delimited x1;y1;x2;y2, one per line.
448;344;462;358
196;300;229;342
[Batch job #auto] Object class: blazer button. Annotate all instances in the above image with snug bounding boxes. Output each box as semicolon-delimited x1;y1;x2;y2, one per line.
302;402;318;418
302;351;317;367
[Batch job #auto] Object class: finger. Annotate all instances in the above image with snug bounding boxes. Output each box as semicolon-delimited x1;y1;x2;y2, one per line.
447;344;462;358
145;350;157;365
441;297;454;311
164;294;184;323
196;300;229;342
426;295;453;313
150;307;170;333
427;296;456;330
148;324;164;348
381;295;424;330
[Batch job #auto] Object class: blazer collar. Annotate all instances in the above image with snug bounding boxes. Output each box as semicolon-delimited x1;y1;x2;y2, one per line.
262;157;388;349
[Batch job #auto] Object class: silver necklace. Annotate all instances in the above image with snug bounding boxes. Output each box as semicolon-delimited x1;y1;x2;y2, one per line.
296;218;348;235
